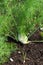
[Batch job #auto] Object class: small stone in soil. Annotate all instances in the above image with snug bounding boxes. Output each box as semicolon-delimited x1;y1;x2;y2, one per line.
18;51;21;54
23;60;25;63
10;58;14;62
40;28;43;31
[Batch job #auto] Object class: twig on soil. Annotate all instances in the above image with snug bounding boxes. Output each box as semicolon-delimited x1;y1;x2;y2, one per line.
26;40;43;44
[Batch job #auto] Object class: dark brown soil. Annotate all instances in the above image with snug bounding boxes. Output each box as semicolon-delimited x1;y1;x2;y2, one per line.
2;30;43;65
2;43;43;65
28;29;43;40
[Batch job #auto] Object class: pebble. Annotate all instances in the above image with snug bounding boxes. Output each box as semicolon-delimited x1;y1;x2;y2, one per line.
40;28;43;31
10;58;14;62
18;51;21;54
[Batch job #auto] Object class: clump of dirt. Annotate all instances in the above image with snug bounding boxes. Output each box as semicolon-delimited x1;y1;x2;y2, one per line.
2;43;43;65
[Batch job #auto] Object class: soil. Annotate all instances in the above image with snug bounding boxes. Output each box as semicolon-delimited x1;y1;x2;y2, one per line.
28;29;43;40
2;43;43;65
2;30;43;65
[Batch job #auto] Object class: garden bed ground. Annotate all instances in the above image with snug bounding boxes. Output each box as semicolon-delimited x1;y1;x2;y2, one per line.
2;30;43;65
3;43;43;65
